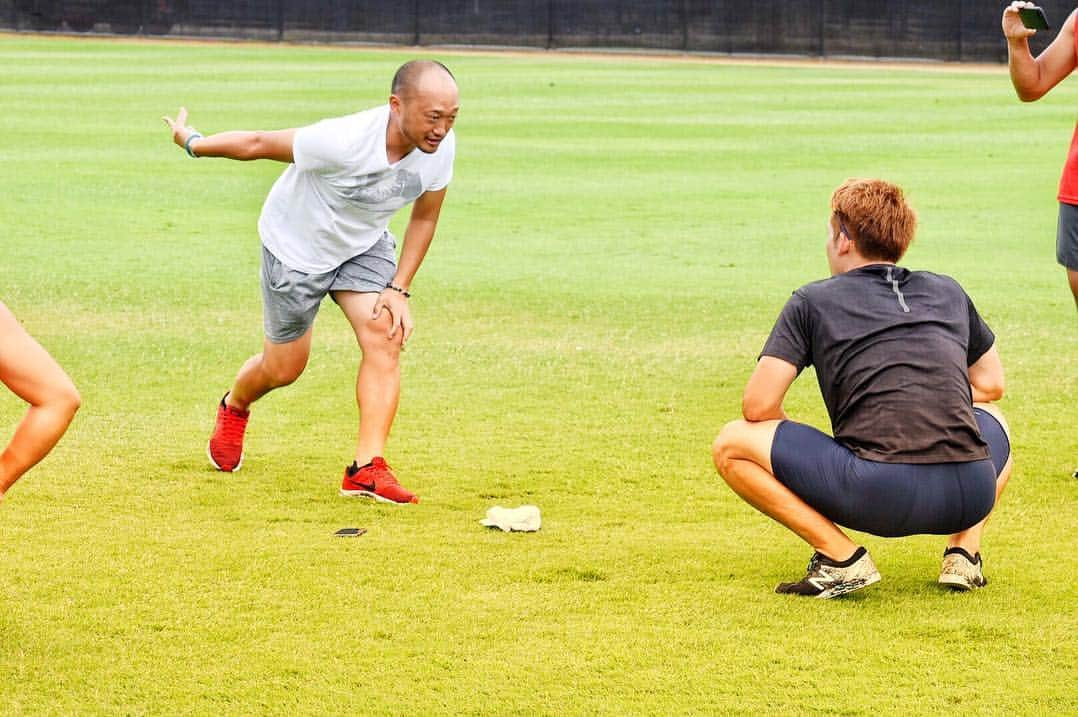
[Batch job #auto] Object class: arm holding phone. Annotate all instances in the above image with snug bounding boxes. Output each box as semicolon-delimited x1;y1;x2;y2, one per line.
1003;2;1078;101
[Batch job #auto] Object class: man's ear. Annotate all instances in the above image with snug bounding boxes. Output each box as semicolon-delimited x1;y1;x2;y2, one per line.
837;228;855;255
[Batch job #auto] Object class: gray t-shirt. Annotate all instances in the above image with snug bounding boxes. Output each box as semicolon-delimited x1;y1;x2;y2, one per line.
761;264;995;464
258;104;455;273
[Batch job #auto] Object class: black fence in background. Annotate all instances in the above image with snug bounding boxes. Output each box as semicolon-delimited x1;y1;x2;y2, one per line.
0;1;1069;62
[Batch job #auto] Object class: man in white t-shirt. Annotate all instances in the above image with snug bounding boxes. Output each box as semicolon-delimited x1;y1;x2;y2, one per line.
162;60;458;504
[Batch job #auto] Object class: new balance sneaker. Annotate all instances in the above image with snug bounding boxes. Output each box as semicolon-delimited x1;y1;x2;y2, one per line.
775;546;881;599
208;394;249;472
340;457;418;504
938;547;987;591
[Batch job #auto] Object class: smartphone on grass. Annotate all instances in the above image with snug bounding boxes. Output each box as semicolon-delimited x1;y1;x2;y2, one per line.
1019;6;1051;31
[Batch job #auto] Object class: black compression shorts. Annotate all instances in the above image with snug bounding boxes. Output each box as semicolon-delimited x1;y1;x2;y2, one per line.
770;409;1009;538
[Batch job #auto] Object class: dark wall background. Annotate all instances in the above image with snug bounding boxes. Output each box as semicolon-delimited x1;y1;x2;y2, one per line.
1;1;1072;61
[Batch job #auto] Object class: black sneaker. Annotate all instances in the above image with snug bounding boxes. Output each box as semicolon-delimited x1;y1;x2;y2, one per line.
938;547;987;591
775;546;881;599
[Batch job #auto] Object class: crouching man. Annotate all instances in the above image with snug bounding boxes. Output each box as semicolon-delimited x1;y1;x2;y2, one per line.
712;179;1013;598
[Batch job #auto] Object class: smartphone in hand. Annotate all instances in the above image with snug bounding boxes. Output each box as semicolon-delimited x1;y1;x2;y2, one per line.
1019;6;1051;31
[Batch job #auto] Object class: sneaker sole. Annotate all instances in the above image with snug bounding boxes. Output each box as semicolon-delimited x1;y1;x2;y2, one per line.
339;488;415;504
938;574;986;591
816;572;881;599
207;443;243;473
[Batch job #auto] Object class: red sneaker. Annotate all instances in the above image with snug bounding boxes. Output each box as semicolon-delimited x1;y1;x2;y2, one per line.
340;458;418;504
208;395;249;472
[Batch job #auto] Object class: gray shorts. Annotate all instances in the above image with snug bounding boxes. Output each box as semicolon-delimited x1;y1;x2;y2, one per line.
1057;202;1078;270
260;233;397;343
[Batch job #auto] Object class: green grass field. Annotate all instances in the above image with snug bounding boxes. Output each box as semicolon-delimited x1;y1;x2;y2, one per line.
0;34;1075;715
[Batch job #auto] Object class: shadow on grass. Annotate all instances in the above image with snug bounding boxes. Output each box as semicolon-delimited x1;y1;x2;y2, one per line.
531;567;608;583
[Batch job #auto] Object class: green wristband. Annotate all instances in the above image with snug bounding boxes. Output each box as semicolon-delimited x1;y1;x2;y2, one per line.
184;132;203;158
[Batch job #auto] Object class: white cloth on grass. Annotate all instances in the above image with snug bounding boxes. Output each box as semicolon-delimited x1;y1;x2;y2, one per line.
480;505;541;532
258;104;455;273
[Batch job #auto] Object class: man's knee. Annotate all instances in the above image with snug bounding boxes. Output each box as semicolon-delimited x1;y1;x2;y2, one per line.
357;316;402;363
264;363;304;387
55;384;81;419
712;419;751;476
262;346;309;387
713;418;783;480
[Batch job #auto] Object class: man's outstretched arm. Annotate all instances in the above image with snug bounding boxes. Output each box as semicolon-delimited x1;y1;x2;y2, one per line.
1003;3;1078;101
162;107;295;163
741;356;798;422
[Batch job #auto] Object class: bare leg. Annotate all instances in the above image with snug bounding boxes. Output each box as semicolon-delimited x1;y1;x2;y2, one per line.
0;302;80;498
333;291;402;466
226;330;313;411
947;403;1014;554
713;419;858;561
1068;268;1078;310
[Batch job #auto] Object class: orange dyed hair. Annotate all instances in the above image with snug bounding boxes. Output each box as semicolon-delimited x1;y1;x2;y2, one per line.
830;178;917;263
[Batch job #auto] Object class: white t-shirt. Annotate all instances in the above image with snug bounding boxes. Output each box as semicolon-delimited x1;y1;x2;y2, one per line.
257;104;455;273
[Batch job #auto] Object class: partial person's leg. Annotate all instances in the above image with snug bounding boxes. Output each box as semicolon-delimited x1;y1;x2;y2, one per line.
226;331;313;410
209;246;328;472
207;333;313;473
323;234;418;503
946;403;1014;554
333;291;401;466
1055;203;1078;309
0;301;80;498
332;290;417;504
712;419;858;562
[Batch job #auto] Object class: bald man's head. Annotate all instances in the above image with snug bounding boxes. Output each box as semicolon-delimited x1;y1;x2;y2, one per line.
387;60;459;155
391;60;455;97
